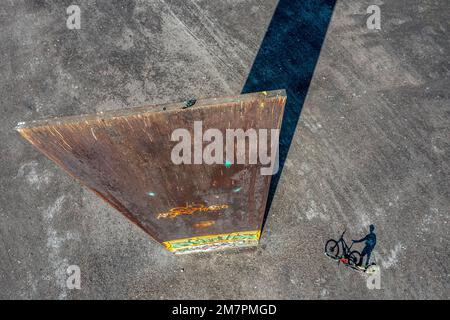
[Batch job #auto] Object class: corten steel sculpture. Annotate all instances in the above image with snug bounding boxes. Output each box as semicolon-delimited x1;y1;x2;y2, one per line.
16;90;286;254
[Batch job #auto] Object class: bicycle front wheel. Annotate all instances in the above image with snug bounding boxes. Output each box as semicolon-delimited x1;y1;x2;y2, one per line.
325;240;339;259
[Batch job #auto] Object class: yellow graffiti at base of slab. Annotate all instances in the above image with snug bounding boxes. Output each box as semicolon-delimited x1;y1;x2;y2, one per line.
162;230;261;253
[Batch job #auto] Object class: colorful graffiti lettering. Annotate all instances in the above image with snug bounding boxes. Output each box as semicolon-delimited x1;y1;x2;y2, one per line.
162;230;260;254
173;240;254;254
156;203;229;219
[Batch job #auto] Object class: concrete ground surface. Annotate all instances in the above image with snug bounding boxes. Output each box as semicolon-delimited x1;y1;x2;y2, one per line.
1;0;449;299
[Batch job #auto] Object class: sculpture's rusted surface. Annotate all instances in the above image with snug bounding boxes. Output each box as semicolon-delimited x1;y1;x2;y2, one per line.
17;90;286;254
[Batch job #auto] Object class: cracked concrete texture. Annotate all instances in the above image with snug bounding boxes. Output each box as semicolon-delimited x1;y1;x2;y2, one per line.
0;0;449;299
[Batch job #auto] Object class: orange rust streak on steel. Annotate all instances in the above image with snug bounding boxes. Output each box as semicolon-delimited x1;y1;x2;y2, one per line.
194;220;216;228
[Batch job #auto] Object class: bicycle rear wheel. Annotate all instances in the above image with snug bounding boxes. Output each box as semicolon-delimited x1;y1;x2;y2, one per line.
349;251;361;267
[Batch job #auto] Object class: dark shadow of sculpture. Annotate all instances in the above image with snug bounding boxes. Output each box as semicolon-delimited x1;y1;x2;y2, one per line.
241;0;337;227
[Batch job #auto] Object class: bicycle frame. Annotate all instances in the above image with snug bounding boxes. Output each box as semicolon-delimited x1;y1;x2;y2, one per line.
337;230;354;258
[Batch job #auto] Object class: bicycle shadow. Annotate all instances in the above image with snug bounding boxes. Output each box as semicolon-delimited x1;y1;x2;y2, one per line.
241;0;337;228
325;227;377;272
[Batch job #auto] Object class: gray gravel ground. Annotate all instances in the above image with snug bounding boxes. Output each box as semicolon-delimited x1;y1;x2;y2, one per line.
0;0;448;299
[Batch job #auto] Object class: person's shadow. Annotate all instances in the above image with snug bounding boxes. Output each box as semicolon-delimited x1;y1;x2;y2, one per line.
352;225;377;267
241;0;337;227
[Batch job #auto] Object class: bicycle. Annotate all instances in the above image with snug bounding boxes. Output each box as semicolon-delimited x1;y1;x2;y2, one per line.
325;230;361;267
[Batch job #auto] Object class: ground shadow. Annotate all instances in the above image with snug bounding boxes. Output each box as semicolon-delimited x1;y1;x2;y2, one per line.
324;226;377;270
241;0;337;227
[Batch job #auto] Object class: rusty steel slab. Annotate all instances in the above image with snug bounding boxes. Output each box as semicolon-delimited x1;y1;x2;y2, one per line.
16;90;286;254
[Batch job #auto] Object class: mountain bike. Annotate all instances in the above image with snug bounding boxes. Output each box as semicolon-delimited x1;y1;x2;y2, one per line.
325;230;361;267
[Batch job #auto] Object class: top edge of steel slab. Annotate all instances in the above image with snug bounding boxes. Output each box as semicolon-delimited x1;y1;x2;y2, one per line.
15;89;286;130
